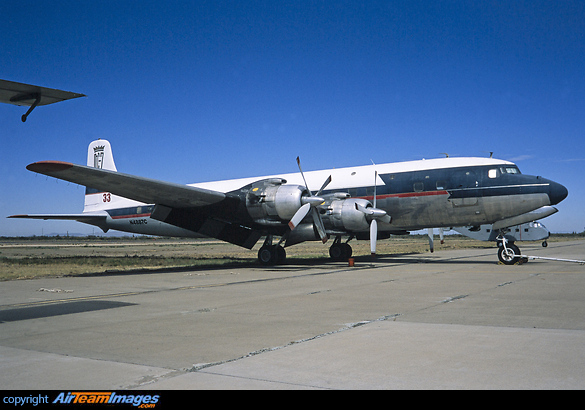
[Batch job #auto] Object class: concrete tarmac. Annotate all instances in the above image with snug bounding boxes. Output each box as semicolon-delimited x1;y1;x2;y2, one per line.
1;240;584;389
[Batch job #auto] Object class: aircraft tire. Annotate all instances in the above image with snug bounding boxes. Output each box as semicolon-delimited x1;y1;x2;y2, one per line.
258;245;286;265
329;243;352;261
258;246;276;265
498;244;521;265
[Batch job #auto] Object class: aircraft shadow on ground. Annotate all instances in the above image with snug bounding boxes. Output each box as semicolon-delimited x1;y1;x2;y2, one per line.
0;300;136;323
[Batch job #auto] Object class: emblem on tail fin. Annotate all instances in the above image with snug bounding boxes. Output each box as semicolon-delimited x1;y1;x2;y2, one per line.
87;139;117;171
93;145;105;169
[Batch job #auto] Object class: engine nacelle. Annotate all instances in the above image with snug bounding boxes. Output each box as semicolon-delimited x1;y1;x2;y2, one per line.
323;198;372;232
246;179;309;225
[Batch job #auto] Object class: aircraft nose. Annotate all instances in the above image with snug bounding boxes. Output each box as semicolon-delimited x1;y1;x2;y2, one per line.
549;180;568;205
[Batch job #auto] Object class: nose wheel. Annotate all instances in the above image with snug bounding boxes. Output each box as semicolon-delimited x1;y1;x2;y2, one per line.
497;242;521;265
497;235;527;265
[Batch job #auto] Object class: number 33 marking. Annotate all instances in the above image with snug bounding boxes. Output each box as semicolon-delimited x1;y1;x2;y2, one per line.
103;193;111;202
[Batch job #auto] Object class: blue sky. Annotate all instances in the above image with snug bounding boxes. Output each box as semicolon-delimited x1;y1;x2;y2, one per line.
1;0;583;236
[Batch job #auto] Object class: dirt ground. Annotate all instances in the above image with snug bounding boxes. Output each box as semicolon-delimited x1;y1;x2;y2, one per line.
0;235;576;281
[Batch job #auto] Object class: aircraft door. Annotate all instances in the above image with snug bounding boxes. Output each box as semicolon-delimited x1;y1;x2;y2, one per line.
451;170;479;207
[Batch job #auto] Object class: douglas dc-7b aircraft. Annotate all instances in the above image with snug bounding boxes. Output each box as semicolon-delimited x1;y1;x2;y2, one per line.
10;139;568;265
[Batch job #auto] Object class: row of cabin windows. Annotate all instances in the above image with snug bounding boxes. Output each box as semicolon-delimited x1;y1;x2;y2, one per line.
347;166;520;196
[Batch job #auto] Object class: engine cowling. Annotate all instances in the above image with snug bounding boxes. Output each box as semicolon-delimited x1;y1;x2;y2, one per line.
323;198;372;232
246;179;309;225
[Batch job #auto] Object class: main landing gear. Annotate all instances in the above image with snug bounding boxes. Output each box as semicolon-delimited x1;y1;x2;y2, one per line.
328;236;353;261
258;236;287;265
257;235;355;265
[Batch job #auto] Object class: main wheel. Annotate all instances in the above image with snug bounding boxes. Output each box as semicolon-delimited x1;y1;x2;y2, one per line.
258;245;286;265
329;243;352;261
258;245;276;265
498;244;521;265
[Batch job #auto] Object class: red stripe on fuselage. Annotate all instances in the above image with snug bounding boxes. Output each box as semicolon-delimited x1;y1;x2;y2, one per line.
110;213;152;220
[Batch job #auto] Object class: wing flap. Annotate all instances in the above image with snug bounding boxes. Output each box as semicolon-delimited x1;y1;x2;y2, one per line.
26;161;226;208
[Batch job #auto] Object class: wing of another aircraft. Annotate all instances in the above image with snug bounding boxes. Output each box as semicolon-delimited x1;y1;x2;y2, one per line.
25;161;227;208
0;79;85;121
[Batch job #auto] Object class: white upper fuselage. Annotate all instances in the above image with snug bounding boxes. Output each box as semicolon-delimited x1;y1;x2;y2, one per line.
190;157;514;193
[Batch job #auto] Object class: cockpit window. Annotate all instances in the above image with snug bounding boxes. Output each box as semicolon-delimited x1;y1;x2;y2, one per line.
500;166;521;175
488;169;498;179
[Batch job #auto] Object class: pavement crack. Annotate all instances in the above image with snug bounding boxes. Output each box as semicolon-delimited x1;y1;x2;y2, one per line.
189;313;402;373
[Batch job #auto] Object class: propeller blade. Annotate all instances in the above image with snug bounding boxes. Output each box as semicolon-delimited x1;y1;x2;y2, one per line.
380;214;392;224
296;156;309;190
294;157;330;243
370;218;378;255
373;171;377;208
316;175;332;196
311;208;328;243
288;203;311;230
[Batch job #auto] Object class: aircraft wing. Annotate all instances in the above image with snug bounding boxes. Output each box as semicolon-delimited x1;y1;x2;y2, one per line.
0;79;85;121
25;161;227;208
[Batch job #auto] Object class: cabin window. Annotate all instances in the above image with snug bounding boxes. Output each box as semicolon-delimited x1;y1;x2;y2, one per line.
436;181;446;190
488;169;498;179
413;182;424;192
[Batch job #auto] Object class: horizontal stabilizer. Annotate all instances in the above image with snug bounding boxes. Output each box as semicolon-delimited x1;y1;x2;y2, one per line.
8;213;109;233
8;213;106;221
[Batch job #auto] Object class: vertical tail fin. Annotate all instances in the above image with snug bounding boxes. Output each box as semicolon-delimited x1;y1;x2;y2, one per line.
87;139;117;170
83;139;126;212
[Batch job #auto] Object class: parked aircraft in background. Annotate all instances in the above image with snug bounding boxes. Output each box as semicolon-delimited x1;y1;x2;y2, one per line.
10;139;567;265
454;221;551;246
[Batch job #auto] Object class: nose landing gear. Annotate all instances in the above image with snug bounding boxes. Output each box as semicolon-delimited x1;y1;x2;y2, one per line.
497;235;527;265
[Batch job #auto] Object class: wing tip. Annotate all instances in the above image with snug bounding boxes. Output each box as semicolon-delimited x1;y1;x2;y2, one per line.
27;161;74;173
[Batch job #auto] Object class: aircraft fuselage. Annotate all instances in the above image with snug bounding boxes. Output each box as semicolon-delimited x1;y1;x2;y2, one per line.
91;157;567;242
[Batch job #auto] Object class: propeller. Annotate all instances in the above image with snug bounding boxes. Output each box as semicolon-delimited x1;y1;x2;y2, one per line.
288;157;331;243
355;171;391;255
